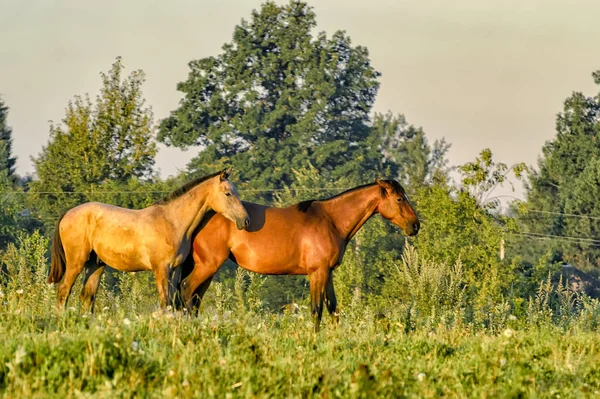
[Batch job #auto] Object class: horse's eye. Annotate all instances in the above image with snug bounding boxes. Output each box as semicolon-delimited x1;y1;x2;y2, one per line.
225;192;232;197
397;197;404;202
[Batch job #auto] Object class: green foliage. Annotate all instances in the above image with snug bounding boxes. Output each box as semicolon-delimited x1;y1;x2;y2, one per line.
29;57;159;227
0;231;54;312
410;150;527;320
374;112;451;188
0;172;40;251
522;69;600;269
0;173;23;250
379;245;466;330
159;1;382;196
460;148;528;209
0;97;17;181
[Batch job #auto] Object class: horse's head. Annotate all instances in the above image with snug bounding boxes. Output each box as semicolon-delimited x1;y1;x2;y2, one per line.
375;179;420;236
207;168;250;230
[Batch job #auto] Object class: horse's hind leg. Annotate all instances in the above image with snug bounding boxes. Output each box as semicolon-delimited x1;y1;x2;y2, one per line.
80;261;105;313
57;253;87;309
324;270;339;326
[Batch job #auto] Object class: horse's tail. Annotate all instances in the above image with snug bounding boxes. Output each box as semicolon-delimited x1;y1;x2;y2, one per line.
173;246;196;310
180;247;196;282
47;213;67;284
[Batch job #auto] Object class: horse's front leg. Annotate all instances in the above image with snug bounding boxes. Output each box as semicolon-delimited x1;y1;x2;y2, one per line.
180;264;216;314
308;268;329;333
154;265;172;310
324;269;339;326
80;261;105;314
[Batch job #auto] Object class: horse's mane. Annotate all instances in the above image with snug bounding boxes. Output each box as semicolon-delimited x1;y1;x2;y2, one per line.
155;170;223;205
296;180;404;213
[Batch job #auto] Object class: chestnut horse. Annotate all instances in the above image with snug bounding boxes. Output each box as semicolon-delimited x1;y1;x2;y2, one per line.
47;168;250;312
179;179;419;332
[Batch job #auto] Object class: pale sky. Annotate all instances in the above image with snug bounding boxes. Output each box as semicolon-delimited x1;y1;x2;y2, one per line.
1;0;599;200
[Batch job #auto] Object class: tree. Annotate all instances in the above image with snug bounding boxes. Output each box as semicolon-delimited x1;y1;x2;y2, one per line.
0;172;21;250
411;149;526;320
30;57;158;227
373;112;451;189
521;70;600;270
158;1;381;197
0;97;39;252
0;97;17;181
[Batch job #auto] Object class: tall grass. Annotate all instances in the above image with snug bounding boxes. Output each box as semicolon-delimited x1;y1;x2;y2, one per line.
1;233;600;397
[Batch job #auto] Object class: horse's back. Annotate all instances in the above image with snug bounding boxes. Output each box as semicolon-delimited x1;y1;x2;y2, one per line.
203;200;328;236
195;200;337;274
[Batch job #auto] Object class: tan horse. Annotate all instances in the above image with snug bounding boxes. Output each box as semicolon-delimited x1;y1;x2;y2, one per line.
47;168;250;312
179;179;420;331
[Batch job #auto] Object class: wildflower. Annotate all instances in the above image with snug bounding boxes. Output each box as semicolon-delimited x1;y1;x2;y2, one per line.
68;306;76;312
416;373;426;382
508;315;517;321
407;356;412;361
503;328;514;338
182;380;190;387
16;289;24;295
168;369;176;377
131;341;139;351
123;318;132;327
102;306;109;312
14;346;27;365
500;358;506;367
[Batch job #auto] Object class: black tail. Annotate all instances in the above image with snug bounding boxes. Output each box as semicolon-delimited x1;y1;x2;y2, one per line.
47;214;67;284
173;249;196;310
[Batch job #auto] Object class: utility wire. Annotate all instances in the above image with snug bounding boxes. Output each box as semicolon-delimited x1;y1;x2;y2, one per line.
509;231;600;245
0;187;353;195
524;209;600;221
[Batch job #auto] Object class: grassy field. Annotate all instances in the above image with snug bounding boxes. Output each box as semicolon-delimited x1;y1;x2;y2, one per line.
2;309;600;398
2;287;600;398
2;234;600;398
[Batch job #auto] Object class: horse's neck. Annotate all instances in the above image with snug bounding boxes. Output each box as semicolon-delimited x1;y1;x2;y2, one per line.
162;184;211;241
321;185;381;242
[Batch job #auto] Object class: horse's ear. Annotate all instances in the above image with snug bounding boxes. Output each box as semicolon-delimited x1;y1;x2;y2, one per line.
220;167;233;181
376;179;393;196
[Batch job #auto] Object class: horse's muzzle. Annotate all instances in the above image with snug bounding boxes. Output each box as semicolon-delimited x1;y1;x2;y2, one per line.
237;217;250;230
407;221;420;236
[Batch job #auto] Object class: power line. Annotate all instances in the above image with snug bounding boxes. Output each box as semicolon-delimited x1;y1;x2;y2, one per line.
0;187;353;195
525;209;600;221
508;231;600;247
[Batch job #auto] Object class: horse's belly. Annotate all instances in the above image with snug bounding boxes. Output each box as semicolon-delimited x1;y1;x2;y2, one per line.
233;248;304;275
242;262;305;275
92;234;152;272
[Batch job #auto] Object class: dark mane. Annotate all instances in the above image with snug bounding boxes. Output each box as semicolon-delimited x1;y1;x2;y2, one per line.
295;181;404;213
377;179;404;197
155;170;223;205
296;200;315;213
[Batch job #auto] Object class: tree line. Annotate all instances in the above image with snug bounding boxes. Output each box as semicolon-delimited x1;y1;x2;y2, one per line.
1;0;599;313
